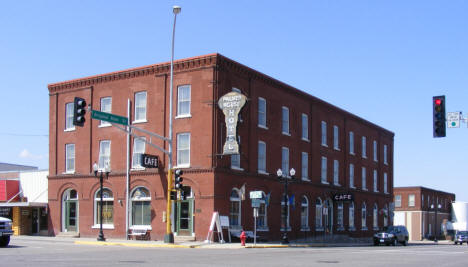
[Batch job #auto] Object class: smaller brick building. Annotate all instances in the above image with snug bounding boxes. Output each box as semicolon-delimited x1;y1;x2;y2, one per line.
393;187;455;241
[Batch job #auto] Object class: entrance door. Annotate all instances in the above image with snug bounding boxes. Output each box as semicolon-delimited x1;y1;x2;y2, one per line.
31;209;39;234
65;200;78;232
324;199;333;234
176;198;193;236
63;189;78;233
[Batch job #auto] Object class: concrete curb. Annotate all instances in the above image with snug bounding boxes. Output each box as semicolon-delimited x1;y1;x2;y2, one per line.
75;240;200;248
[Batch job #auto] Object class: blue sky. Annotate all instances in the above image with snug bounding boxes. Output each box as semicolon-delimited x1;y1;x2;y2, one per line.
1;1;467;200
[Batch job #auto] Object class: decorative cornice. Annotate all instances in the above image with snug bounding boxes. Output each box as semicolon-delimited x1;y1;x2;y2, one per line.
47;53;219;94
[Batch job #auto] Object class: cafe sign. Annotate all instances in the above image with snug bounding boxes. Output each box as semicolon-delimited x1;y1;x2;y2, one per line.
218;91;247;155
333;193;354;202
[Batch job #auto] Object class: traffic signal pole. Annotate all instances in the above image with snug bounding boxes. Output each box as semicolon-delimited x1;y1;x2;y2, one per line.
166;169;174;243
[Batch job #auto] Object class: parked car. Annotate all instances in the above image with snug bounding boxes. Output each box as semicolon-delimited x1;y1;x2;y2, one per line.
0;216;14;247
373;225;409;246
454;231;468;245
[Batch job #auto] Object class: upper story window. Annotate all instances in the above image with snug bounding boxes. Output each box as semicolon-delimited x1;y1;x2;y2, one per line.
362;167;367;190
231;154;241;170
176;133;190;167
373;170;378;192
134;91;147;122
258;97;267;128
65;143;75;173
349;163;355;188
333;160;340;186
65;102;75;131
301;152;308;180
408;194;415;207
373;140;378;162
384;145;388;165
100;97;112;127
282;107;289;135
301;114;309;140
177;85;191;117
132;137;146;169
321;121;327;146
333;125;339;150
281;147;289;176
98;140;111;170
395;195;402;207
384;173;388;194
258;141;266;173
362;136;367;158
349;132;354;155
321;156;328;184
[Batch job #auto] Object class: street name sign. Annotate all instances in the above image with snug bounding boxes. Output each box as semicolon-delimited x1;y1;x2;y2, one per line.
447;112;461;128
91;110;128;126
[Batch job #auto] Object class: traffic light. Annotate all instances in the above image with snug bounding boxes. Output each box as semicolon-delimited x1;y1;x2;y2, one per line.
174;169;183;190
73;97;87;127
433;95;446;138
170;190;177;200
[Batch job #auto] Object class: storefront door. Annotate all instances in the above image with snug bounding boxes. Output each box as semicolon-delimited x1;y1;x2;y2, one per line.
65;200;78;232
176;198;193;236
31;209;39;234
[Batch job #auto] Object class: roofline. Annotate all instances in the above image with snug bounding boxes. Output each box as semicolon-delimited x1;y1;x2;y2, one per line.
394;186;456;196
48;53;394;136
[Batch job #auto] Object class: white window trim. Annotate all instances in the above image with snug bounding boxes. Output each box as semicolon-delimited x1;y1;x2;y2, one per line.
349;131;354;155
258;141;267;174
65;102;75;131
65;143;75;174
362;136;367;159
301;152;309;181
321;121;327;147
177;85;191;117
258;97;267;129
384;145;388;165
176;132;191;168
133;91;147;124
333;125;340;151
281;106;290;135
373;140;378;162
99;97;112;127
333;159;340;186
321;156;328;184
92;224;115;229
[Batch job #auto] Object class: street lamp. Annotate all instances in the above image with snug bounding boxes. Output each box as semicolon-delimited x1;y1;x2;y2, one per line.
277;168;295;244
165;5;181;244
431;203;442;242
93;162;110;242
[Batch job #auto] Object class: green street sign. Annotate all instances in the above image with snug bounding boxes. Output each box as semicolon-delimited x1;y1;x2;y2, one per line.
91;110;128;126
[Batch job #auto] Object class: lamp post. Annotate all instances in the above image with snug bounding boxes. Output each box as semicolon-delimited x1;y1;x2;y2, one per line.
277;168;295;245
431;203;442;242
93;162;110;242
164;5;181;244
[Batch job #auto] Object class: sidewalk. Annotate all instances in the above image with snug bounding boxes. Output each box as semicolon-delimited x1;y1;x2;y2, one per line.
11;235;450;249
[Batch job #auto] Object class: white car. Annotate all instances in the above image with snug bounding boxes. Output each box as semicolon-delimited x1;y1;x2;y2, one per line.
0;217;13;247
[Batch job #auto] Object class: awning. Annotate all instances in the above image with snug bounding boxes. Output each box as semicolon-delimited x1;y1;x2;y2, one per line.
0;202;47;208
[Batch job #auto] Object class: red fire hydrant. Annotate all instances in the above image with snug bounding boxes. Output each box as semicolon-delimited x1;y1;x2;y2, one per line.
240;231;246;246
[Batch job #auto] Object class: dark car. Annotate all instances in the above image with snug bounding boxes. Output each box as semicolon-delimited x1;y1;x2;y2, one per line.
373;225;409;246
454;231;468;245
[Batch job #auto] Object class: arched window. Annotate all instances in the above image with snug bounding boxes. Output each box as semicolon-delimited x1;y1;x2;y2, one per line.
373;204;378;230
337;202;344;230
349;202;355;230
257;192;268;231
281;193;290;230
94;188;114;226
301;196;309;231
131;187;151;227
315;198;323;229
229;189;241;229
361;202;367;230
62;189;78;232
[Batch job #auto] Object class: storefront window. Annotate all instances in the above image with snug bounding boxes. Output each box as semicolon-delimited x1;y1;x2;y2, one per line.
131;187;151;226
94;188;114;225
229;189;241;229
315;198;323;230
337;202;344;230
301;196;309;231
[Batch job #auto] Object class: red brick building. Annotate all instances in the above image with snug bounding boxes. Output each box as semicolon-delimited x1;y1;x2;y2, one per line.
48;53;394;241
393;187;455;241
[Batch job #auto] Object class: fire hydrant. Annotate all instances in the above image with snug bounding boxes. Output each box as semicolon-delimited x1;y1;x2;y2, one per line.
240;231;246;246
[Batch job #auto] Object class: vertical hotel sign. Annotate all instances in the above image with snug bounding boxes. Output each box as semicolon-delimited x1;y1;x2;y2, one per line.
218;91;246;154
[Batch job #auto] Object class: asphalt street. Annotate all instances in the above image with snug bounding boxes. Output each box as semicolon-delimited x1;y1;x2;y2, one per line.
1;237;467;267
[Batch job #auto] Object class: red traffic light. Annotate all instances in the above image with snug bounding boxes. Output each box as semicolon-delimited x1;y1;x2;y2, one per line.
435;99;442;105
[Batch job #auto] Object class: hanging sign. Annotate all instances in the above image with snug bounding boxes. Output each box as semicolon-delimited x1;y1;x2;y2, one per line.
333;193;354;202
140;154;159;168
218;91;247;155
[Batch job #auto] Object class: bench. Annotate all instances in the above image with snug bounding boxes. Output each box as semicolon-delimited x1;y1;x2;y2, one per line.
128;229;150;240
